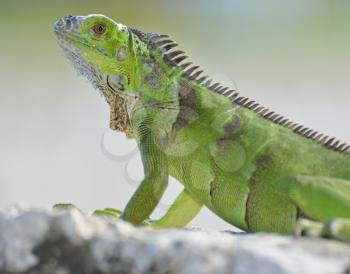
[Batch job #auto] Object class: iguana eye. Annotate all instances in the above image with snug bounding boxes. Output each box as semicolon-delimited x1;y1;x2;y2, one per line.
91;24;107;35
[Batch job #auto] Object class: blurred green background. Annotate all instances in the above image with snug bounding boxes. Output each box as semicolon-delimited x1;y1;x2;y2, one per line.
0;0;349;230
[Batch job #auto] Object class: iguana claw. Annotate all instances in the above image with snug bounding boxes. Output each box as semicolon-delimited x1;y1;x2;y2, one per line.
53;203;82;212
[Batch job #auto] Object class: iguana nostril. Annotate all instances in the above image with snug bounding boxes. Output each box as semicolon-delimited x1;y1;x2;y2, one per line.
55;18;64;27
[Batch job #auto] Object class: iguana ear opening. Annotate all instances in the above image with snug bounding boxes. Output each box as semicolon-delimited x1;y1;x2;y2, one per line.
107;74;128;93
116;46;129;61
106;73;140;98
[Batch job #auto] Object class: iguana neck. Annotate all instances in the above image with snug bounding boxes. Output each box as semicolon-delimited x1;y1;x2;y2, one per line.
126;37;184;140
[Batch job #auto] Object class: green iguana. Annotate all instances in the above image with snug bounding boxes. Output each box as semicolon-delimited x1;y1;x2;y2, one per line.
53;14;350;241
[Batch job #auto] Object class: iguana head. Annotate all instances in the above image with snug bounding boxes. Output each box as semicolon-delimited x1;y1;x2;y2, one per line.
54;14;184;140
53;14;139;137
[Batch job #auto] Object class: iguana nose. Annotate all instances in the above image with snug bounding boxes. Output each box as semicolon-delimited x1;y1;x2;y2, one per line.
53;18;64;30
53;15;80;32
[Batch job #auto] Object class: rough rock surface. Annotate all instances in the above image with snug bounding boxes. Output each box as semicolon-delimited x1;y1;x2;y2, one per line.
0;208;349;274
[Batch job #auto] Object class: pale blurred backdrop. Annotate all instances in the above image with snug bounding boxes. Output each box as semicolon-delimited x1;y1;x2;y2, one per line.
0;0;349;230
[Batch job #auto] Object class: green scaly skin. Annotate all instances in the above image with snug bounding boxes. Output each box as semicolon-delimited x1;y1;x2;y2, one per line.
53;14;350;241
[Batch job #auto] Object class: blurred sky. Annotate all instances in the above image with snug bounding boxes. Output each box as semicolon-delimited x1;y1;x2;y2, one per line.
0;0;349;230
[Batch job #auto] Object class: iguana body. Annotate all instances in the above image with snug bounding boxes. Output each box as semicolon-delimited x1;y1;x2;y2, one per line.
53;14;350;240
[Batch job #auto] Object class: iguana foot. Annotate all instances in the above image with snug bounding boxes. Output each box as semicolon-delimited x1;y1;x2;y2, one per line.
93;208;122;218
53;204;122;219
53;204;153;225
53;203;82;212
324;218;350;242
295;218;324;237
296;218;350;242
93;208;155;225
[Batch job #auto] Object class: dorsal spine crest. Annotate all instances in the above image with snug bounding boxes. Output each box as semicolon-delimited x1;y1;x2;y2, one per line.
129;28;350;154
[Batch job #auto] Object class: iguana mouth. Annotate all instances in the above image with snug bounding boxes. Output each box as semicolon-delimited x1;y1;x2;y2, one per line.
54;15;82;36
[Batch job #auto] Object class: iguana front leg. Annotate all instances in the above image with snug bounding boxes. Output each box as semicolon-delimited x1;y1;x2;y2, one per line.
56;189;203;228
149;189;203;228
55;114;203;227
120;118;169;225
288;175;350;241
120;116;204;227
53;127;168;226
